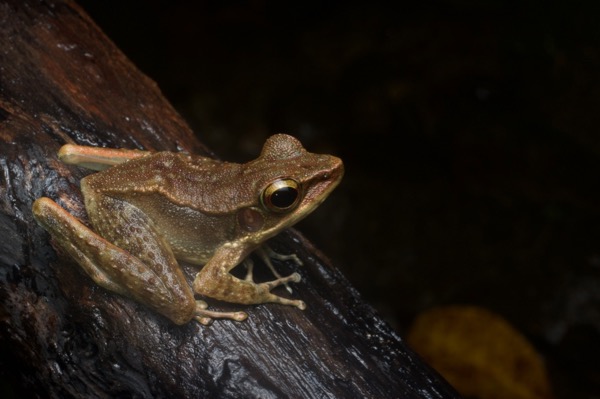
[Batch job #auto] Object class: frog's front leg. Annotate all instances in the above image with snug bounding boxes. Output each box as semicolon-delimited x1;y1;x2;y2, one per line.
32;197;246;325
193;244;306;310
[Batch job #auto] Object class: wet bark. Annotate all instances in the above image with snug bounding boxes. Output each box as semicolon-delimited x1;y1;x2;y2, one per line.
0;1;461;397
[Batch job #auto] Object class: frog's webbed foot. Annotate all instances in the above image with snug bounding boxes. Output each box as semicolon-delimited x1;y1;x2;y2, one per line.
257;271;306;309
194;246;306;312
252;245;303;293
194;277;304;324
193;300;248;325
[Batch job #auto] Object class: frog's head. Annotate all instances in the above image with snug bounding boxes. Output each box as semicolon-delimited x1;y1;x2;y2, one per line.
235;134;344;245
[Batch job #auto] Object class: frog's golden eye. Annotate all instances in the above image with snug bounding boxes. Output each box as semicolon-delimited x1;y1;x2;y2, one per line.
261;178;301;212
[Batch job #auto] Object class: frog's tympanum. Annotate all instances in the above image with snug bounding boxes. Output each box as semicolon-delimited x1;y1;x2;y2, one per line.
32;134;343;325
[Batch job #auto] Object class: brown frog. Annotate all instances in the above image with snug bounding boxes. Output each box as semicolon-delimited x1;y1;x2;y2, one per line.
32;134;343;325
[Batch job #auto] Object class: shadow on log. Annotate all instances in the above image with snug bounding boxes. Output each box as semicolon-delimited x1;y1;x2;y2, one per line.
0;1;461;397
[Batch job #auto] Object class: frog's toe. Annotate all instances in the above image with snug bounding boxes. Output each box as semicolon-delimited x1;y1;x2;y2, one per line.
256;273;305;309
263;272;301;290
194;315;213;325
288;299;306;310
271;295;306;310
196;299;208;309
193;300;248;324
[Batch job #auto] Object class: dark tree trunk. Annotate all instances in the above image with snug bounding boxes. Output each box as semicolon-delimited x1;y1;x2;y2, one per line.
0;1;461;397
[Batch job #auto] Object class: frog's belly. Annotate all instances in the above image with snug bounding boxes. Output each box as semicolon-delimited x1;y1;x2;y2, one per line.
171;248;214;265
133;197;237;265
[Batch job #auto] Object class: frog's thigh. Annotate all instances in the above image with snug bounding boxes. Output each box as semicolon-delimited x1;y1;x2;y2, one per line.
33;198;131;296
88;195;198;321
58;144;149;171
193;246;306;309
33;197;196;325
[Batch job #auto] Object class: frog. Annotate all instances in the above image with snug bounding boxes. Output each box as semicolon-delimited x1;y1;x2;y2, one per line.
32;134;343;325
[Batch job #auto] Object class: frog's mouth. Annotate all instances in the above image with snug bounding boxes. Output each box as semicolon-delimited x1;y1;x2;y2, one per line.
284;161;344;228
300;171;342;214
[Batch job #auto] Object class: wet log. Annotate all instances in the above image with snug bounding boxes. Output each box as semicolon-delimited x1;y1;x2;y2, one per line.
0;1;461;397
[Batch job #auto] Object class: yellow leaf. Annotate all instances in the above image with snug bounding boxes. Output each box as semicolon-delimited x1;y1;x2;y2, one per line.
407;305;553;399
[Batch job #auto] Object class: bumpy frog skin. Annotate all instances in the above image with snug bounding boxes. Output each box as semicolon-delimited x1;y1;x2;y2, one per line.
32;134;344;325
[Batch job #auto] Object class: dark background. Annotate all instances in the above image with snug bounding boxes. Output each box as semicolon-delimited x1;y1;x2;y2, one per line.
77;1;600;397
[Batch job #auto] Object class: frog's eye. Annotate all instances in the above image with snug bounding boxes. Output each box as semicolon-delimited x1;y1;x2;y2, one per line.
261;178;301;212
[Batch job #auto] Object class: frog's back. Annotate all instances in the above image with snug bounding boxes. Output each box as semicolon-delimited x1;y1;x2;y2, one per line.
81;152;253;214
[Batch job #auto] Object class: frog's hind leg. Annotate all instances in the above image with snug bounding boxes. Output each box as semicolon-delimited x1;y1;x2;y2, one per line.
32;197;246;325
58;144;150;171
33;197;134;297
193;245;306;311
